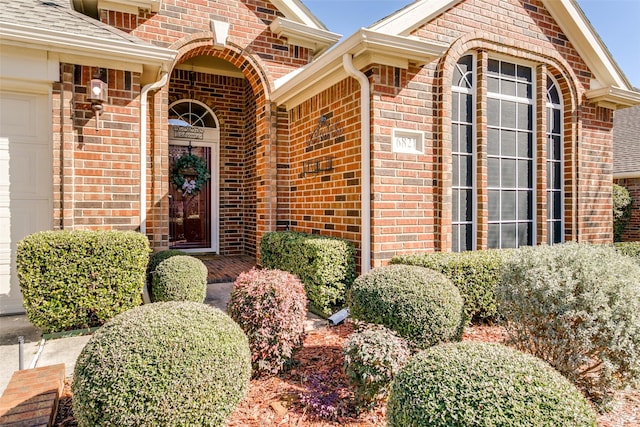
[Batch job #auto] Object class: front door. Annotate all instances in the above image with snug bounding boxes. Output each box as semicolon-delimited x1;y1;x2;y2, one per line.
168;101;220;252
169;143;218;251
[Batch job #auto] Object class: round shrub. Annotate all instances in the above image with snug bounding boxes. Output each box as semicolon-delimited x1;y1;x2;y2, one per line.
497;243;640;408
151;255;207;303
343;324;411;409
72;302;251;427
147;249;186;281
348;264;464;349
387;342;597;427
227;268;307;376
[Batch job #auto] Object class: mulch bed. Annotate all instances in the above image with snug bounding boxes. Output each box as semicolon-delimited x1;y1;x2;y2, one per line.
54;322;639;426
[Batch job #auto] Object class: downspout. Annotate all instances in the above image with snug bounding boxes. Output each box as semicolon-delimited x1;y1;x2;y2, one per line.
140;72;169;236
342;54;371;274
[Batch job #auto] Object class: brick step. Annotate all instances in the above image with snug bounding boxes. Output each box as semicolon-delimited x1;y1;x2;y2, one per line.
0;364;65;427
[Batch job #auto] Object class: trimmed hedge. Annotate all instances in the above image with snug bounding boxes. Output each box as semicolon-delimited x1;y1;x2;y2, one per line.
228;268;307;376
73;302;251;427
387;342;597;427
17;230;150;333
260;231;356;316
391;249;512;322
498;243;640;408
151;255;207;303
615;241;640;264
348;265;464;349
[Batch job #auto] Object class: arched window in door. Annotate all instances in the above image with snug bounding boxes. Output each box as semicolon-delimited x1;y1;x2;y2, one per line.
169;100;218;128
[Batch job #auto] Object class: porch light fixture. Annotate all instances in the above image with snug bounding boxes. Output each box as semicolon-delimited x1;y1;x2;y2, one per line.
87;76;108;130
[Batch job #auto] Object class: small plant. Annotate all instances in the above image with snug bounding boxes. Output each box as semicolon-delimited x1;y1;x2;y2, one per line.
72;302;251;426
497;243;640;408
343;324;411;409
387;342;597;427
348;264;464;349
151;255;207;303
227;268;307;376
613;183;632;241
17;230;149;333
299;371;352;421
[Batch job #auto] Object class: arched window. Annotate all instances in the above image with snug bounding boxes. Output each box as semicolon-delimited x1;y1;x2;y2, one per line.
546;77;564;244
450;53;567;251
169;100;218;128
452;54;475;252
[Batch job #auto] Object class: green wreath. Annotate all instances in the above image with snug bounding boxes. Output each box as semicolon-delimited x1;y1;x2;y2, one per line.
170;153;210;196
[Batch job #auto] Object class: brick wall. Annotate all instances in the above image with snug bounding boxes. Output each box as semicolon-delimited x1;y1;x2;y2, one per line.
53;64;142;231
615;177;640;241
99;1;313;81
283;78;364;268
280;0;616;269
366;0;614;263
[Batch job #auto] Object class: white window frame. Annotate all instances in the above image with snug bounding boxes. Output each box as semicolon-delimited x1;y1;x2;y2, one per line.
546;76;564;244
486;57;537;249
451;53;477;252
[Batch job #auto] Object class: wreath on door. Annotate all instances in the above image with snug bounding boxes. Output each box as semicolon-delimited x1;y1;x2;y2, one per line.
170;153;211;196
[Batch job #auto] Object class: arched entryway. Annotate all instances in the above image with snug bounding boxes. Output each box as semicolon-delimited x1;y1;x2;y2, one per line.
166;45;270;257
168;100;220;252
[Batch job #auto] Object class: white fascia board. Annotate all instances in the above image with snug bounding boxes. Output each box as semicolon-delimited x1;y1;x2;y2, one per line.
272;29;447;109
585;86;640;109
271;0;326;29
99;0;162;13
0;23;176;70
614;171;640;179
369;0;463;36
542;0;632;90
270;17;341;53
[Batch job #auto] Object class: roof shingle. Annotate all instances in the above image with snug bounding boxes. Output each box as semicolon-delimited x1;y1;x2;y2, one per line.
0;0;151;46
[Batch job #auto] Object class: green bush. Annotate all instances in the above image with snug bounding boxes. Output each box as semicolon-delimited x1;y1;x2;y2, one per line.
260;231;356;316
391;249;512;322
497;243;640;408
17;230;149;333
72;302;251;427
615;241;640;264
151;255;207;303
348;265;464;349
387;342;597;427
227;268;307;376
343;324;411;409
147;249;186;282
613;183;632;242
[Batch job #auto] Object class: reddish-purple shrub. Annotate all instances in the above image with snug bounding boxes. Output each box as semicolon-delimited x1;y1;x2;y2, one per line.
227;268;307;376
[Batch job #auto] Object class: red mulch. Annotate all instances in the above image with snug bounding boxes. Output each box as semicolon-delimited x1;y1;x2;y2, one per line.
53;322;639;426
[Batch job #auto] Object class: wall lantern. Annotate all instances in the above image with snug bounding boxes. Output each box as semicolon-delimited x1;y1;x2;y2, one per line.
87;76;108;130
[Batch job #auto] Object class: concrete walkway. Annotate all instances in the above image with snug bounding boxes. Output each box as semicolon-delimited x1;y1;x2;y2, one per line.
0;282;326;394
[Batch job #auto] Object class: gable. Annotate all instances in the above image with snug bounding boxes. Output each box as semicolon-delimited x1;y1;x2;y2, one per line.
370;0;639;108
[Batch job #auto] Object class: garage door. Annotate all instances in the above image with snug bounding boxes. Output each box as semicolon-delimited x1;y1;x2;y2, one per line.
0;91;52;314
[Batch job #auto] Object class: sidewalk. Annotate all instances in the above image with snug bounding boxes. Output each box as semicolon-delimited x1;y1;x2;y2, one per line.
0;282;326;394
